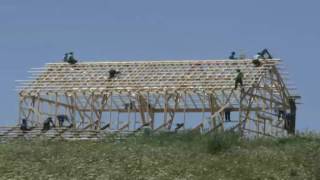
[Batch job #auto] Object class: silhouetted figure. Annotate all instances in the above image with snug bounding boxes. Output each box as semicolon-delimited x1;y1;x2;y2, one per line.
63;52;77;64
252;59;262;67
275;104;285;120
108;69;120;79
286;98;296;134
229;51;236;60
252;49;273;67
252;52;262;67
234;69;244;90
259;48;273;59
56;115;70;127
124;103;130;110
175;123;184;132
124;101;135;110
63;53;69;62
278;109;285;120
42;117;55;131
67;52;77;64
224;109;231;122
20;118;29;131
284;111;291;131
252;60;261;67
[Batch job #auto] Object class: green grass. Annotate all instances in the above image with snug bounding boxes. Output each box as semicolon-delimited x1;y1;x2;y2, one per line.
0;132;320;180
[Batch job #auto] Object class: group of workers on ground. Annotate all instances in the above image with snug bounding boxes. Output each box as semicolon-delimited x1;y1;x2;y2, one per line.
223;104;294;123
20;115;72;132
21;115;185;132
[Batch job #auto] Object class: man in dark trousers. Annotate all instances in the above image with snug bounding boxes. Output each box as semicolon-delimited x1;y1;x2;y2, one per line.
234;69;244;90
20;119;29;131
57;115;70;127
224;108;231;122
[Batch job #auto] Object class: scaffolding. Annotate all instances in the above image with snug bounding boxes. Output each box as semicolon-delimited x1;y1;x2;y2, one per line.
15;59;300;137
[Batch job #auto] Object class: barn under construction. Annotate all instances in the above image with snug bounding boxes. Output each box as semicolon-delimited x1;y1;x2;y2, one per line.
10;58;299;139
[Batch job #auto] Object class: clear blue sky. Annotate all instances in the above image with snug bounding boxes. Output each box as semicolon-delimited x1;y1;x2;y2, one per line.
0;0;319;130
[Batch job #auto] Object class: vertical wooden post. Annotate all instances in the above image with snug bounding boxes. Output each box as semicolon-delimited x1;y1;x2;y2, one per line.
54;93;59;125
48;93;53;125
183;91;187;130
116;93;120;131
109;92;113;130
201;91;205;127
90;93;94;130
208;93;217;130
164;92;168;125
127;94;131;131
270;70;274;110
146;92;150;124
147;91;155;129
37;93;41;125
18;94;23;125
238;91;243;134
70;94;76;128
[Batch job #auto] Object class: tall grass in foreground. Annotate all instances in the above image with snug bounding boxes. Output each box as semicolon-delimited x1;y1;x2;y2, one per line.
0;132;320;179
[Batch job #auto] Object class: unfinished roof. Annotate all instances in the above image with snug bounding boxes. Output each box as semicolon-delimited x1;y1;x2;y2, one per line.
17;59;280;93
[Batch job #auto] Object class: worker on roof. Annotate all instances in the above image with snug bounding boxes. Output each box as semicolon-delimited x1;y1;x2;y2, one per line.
252;52;262;67
234;69;244;90
108;69;120;79
63;53;69;62
67;52;77;64
229;51;237;60
259;48;273;59
63;52;77;65
252;49;273;67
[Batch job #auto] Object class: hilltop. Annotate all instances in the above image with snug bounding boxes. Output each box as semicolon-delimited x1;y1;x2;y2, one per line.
0;132;319;180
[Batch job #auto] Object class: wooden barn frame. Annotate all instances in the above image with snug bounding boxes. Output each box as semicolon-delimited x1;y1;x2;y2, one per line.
16;59;299;137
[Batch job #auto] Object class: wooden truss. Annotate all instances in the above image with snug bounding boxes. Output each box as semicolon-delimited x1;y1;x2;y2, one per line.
16;59;300;137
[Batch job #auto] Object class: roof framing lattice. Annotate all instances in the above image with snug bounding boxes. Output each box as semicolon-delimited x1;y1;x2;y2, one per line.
17;59;280;93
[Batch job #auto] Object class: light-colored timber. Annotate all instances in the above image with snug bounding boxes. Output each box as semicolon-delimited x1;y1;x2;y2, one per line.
11;59;300;138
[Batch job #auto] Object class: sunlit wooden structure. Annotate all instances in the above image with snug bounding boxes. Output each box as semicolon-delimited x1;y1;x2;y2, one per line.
16;59;300;137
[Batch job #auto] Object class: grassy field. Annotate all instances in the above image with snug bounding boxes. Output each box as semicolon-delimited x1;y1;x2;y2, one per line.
0;132;319;180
